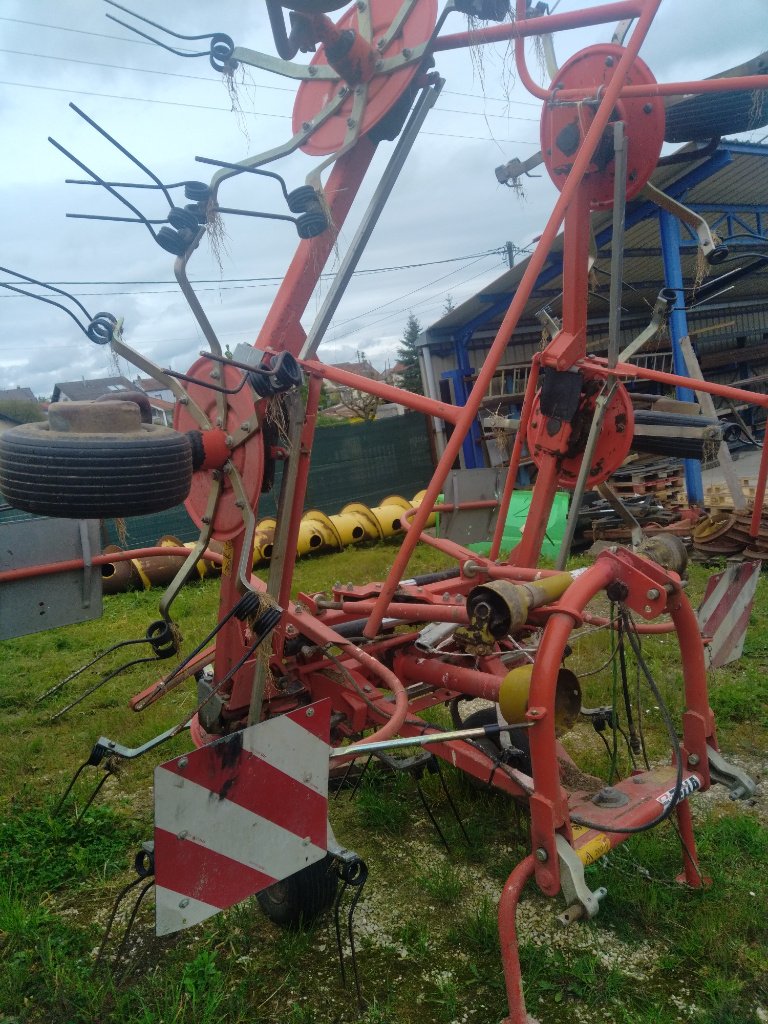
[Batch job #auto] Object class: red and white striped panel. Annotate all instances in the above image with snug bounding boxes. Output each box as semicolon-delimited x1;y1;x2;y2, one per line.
697;560;760;669
154;700;331;935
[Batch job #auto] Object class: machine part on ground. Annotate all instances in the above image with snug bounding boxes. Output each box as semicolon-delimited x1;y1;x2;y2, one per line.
8;3;768;1022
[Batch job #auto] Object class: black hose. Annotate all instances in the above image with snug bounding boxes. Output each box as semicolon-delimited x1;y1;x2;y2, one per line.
569;606;685;836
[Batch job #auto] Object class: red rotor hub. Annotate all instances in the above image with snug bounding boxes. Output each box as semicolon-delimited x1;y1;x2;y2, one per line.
174;356;265;541
540;44;665;210
293;0;437;156
527;378;634;488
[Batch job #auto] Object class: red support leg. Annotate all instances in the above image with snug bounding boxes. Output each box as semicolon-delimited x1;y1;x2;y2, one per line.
674;799;711;889
499;855;539;1024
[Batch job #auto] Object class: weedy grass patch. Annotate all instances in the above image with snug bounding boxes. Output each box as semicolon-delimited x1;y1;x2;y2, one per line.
0;548;766;1024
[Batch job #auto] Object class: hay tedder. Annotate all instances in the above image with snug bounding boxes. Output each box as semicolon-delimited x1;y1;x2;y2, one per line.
2;1;768;1020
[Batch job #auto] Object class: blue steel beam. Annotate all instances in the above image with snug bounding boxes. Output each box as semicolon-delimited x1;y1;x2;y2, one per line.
659;208;703;504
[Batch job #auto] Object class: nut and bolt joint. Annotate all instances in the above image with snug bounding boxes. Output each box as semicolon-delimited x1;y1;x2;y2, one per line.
535;847;548;863
687;753;700;767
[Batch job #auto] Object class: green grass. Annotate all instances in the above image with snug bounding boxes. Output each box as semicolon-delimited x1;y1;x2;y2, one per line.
0;544;766;1024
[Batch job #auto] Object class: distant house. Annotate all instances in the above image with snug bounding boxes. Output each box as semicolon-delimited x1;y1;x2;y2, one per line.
51;376;137;403
149;397;175;427
0;386;43;429
383;361;407;387
0;387;37;404
135;376;175;403
322;359;383;420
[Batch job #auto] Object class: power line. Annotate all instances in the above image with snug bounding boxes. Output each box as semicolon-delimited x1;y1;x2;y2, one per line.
0;21;543;107
325;259;506;342
2;78;539;145
0;79;291;119
326;252;499;335
0;249;504;296
0;16;171;47
1;47;541;123
0;47;294;94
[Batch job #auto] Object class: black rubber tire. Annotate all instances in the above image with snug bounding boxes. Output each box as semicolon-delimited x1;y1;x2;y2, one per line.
461;707;532;777
256;854;338;929
0;421;193;518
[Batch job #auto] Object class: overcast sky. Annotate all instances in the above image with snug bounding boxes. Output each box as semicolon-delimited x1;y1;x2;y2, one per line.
0;0;766;399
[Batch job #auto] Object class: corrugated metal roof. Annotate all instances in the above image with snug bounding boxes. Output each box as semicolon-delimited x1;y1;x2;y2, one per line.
422;142;768;349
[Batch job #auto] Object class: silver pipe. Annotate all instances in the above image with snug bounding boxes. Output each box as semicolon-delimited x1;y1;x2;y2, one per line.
300;76;444;359
329;721;532;759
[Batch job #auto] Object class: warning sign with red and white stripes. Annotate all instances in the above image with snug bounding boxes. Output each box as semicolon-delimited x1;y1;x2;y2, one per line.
697;560;760;669
154;700;331;935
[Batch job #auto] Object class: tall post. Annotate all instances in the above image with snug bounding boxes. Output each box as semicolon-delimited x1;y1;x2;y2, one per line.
658;209;704;504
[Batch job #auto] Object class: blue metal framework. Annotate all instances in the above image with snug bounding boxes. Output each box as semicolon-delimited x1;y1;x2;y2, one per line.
429;142;768;486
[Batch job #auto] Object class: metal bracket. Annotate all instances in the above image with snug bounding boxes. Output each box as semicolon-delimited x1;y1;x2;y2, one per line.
555;833;607;924
706;745;757;801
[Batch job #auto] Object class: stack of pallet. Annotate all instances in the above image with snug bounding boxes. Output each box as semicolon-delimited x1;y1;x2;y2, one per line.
609;456;686;506
704;479;765;512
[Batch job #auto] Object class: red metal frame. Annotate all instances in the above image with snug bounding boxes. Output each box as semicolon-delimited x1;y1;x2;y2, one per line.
25;3;767;1020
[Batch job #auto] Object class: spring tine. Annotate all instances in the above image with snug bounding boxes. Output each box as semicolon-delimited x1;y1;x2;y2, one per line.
347;755;372;801
105;13;209;57
195;156;290;202
333;756;359;800
73;769;114;826
67;214;167;224
69;104;173;208
433;758;471;847
94;874;145;966
66;179;190;190
105;0;220;43
53;760;93;816
36;637;146;705
48;137;158;241
415;781;450;853
0;280;89;338
0;263;92;321
50;654;158;722
346;868;368;1010
113;878;155;972
333;878;349;988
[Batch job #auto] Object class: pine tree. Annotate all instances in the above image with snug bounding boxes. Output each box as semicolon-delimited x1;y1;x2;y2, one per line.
397;312;423;394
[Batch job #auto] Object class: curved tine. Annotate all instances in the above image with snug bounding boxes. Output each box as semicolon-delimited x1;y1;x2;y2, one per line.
68;214;167;224
74;769;114;825
346;874;367;1008
114;879;155;974
0;264;92;321
0;281;89;337
105;0;220;43
195;155;290;202
94;874;145;967
66;179;189;190
69;103;173;209
105;14;209;57
48;137;158;241
36;636;148;704
333;878;349;986
50;654;159;722
53;760;92;815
